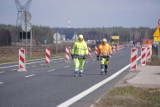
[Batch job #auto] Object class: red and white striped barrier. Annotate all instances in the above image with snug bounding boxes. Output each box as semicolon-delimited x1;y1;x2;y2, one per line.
95;46;98;55
146;45;152;62
141;47;146;65
69;47;72;54
112;46;116;53
45;47;50;65
18;48;26;71
130;48;138;71
88;47;91;57
66;47;70;61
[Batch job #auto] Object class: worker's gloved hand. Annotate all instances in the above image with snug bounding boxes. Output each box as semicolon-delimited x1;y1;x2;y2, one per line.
83;55;88;59
109;54;112;58
97;55;100;61
71;54;74;59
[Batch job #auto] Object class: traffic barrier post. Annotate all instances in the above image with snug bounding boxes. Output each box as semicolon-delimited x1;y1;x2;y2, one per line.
95;46;98;55
18;48;26;72
130;48;138;71
141;47;146;65
146;45;152;62
66;47;70;61
88;46;91;57
45;47;50;66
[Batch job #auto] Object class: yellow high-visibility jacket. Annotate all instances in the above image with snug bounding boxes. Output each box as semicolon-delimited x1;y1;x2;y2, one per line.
72;40;88;55
97;43;112;56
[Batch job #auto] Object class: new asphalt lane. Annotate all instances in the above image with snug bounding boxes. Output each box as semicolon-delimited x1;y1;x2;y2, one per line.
0;47;134;107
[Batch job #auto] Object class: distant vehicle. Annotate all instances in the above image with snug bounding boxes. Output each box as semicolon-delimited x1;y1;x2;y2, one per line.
110;36;119;46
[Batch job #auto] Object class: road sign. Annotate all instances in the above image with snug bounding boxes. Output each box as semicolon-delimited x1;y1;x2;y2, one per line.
21;11;32;21
111;36;119;39
53;33;61;44
153;26;160;37
158;19;160;26
72;33;78;41
154;37;160;42
21;21;31;32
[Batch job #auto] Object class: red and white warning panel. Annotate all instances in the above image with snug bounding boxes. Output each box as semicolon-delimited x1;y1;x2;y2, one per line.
130;48;138;71
146;45;152;62
45;47;50;65
95;46;98;55
88;46;91;57
66;47;70;61
18;48;26;72
141;47;146;65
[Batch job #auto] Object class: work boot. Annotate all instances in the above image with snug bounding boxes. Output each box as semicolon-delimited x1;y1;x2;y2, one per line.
74;70;78;77
105;69;108;75
79;72;83;77
101;69;104;75
105;65;108;75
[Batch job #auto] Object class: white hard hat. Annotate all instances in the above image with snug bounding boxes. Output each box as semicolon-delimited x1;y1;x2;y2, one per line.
78;34;83;39
102;38;107;42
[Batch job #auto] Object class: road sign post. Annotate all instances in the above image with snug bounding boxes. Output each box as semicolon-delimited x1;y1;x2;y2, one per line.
158;42;160;58
153;19;160;58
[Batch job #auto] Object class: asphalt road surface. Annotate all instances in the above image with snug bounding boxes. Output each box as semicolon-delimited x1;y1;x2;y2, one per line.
0;47;135;107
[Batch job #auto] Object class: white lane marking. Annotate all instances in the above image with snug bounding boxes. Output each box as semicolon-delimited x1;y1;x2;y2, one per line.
32;65;37;68
57;56;141;107
0;82;4;85
0;58;63;70
58;58;64;60
25;74;35;78
64;66;70;68
86;61;89;63
0;71;5;74
11;69;17;71
40;64;44;66
48;69;56;72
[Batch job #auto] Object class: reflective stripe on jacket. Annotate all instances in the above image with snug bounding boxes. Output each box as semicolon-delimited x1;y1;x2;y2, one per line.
72;40;88;55
97;43;112;56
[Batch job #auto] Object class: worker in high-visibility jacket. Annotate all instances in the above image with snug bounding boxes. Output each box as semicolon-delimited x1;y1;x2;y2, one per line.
71;34;88;77
97;38;112;75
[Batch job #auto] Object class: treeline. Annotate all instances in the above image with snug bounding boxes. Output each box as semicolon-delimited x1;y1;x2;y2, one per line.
55;27;156;42
0;24;156;46
0;24;54;46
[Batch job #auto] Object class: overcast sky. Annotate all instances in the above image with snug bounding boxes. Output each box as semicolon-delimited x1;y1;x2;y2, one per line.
0;0;160;28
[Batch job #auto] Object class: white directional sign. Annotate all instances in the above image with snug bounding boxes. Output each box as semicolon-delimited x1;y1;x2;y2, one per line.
72;33;78;41
53;33;61;44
